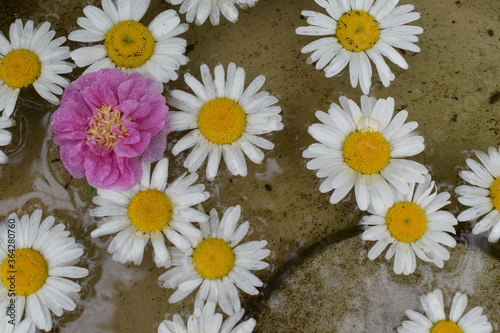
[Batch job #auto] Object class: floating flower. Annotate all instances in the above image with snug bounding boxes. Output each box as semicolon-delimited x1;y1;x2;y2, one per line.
168;63;283;180
0;210;89;332
303;95;427;214
158;301;256;333
0;118;14;164
1;317;35;333
51;68;169;191
398;289;493;333
89;158;209;267
159;205;269;315
166;0;258;26
361;175;457;275
295;0;423;94
69;0;188;85
0;19;73;119
455;146;500;243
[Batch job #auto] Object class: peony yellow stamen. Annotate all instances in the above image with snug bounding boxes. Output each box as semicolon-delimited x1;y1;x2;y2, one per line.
342;130;391;174
86;104;132;150
104;20;155;68
128;189;173;233
336;10;380;52
1;248;48;296
430;320;463;333
197;97;247;145
193;238;235;280
490;177;500;212
0;49;41;88
386;202;427;243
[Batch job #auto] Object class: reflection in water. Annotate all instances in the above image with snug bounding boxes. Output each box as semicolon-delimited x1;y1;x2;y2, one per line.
0;0;498;332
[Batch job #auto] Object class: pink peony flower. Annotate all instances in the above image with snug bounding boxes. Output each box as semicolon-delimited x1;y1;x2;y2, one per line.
52;68;169;190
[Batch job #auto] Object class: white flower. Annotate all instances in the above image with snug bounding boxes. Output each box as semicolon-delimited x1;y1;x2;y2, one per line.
158;301;256;333
398;289;493;333
89;158;209;268
296;0;423;94
168;62;283;181
0;210;89;331
0;19;73;119
303;95;427;214
361;175;457;275
166;0;258;26
159;205;269;315
0;317;35;333
455;146;500;243
0;118;14;164
69;0;188;85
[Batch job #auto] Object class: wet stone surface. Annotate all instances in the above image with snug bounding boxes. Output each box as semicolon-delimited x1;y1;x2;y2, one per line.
257;236;500;332
0;0;498;332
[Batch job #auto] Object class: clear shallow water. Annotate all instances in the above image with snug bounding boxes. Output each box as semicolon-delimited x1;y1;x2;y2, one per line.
0;0;499;332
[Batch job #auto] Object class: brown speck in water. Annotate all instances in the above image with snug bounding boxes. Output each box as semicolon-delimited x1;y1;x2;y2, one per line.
487;29;494;36
451;114;458;122
489;91;500;104
265;184;272;191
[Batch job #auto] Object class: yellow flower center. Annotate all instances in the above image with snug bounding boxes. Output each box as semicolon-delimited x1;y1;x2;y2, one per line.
128;189;173;233
87;104;132;150
193;238;235;280
197;98;247;145
0;49;41;88
490;177;500;212
430;320;463;333
104;20;155;68
342;130;391;174
386;202;427;243
336;10;380;52
1;248;48;296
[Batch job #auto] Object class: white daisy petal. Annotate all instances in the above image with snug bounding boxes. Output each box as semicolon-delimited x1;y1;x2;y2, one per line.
169;63;282;180
159;301;255;333
90;157;209;267
0;20;72;117
360;172;456;275
0;211;88;332
296;0;421;91
455;146;500;243
159;206;269;315
71;1;187;84
398;289;493;333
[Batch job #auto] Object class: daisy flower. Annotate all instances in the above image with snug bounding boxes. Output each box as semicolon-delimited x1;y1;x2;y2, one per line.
51;68;169;191
455;146;500;243
398;289;493;333
303;95;427;214
295;0;423;94
69;0;188;85
0;210;89;332
166;0;258;26
1;317;35;333
168;63;283;181
360;175;457;275
159;205;270;315
0;117;14;164
158;301;256;333
0;19;73;119
89;158;209;268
